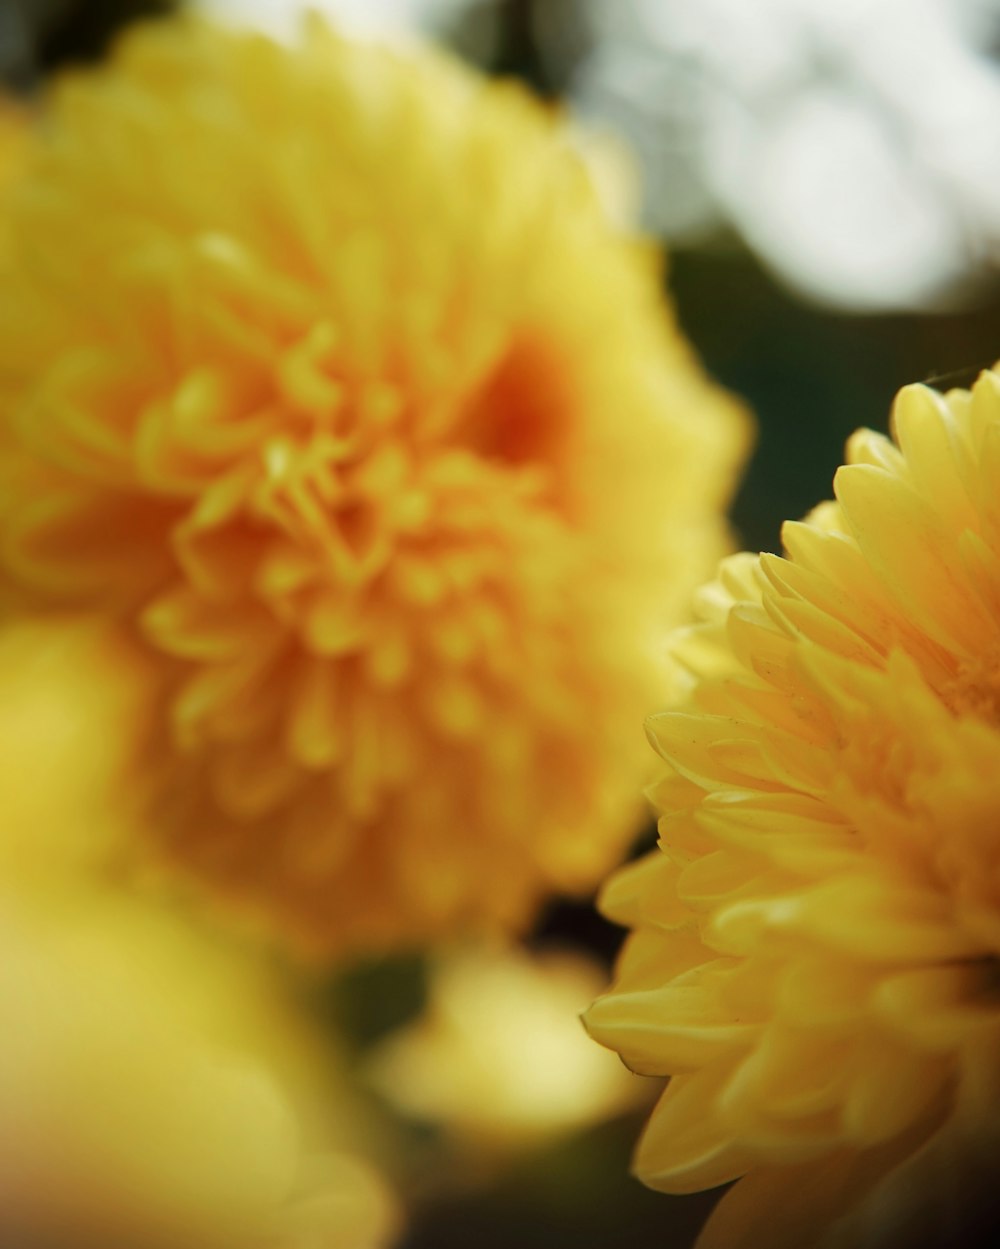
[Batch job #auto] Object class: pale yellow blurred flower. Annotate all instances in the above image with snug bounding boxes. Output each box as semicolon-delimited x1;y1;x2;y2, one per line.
0;883;401;1249
0;617;399;1248
0;15;747;955
369;945;647;1151
586;370;1000;1247
0;614;155;881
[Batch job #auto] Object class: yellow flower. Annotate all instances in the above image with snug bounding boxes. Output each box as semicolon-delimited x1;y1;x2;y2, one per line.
0;17;747;953
0;614;156;880
368;944;647;1152
0;884;401;1249
585;372;1000;1248
0;621;399;1249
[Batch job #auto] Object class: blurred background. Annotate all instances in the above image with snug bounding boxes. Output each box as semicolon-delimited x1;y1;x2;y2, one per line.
5;1;1000;1246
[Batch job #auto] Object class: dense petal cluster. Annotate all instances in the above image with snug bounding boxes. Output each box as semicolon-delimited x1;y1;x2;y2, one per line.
586;372;1000;1248
0;17;746;951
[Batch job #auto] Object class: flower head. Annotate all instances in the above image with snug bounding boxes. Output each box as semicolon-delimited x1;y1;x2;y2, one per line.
0;17;746;952
0;620;399;1249
586;371;1000;1247
1;887;401;1249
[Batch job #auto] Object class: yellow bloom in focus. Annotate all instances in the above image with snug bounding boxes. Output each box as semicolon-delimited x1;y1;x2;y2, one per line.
0;886;400;1249
368;945;647;1151
0;17;746;952
586;372;1000;1248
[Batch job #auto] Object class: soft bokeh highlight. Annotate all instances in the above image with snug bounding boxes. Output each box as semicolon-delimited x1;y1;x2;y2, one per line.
369;945;647;1151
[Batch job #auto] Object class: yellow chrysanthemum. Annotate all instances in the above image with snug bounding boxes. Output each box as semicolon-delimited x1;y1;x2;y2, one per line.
0;885;401;1249
586;372;1000;1248
0;622;399;1249
0;614;156;881
0;17;746;952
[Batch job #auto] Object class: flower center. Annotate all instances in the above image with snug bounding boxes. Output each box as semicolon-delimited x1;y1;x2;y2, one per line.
460;336;573;481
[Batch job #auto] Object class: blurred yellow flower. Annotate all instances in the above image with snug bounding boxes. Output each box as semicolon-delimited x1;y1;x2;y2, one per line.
369;944;647;1152
586;372;1000;1248
0;614;155;881
0;17;747;953
0;884;400;1249
0;96;25;252
0;618;399;1247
